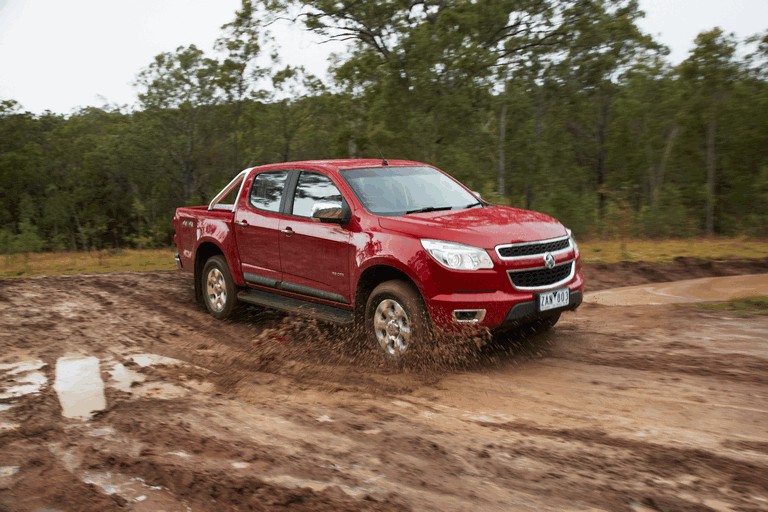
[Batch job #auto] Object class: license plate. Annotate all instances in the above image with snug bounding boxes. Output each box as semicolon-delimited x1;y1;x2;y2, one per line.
538;288;569;312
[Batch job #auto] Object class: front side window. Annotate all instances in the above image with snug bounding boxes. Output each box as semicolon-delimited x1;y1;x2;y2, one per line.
341;166;479;216
292;172;343;218
249;170;289;212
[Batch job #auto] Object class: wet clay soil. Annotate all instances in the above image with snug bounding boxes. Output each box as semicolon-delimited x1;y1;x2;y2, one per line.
0;260;767;511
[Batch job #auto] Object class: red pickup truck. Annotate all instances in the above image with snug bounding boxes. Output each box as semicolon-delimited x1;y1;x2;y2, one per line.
173;159;583;357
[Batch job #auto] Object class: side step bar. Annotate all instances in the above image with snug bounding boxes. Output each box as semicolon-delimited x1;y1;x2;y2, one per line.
237;289;354;324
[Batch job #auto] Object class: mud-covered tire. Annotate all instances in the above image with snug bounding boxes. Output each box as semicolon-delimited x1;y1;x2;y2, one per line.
365;280;431;358
201;255;238;320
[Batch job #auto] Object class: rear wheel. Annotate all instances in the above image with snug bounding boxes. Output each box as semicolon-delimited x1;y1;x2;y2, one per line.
202;255;238;319
365;280;430;358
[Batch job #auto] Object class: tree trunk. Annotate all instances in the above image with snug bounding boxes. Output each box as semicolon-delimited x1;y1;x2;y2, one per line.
596;122;607;219
651;124;679;205
527;87;544;210
497;103;507;198
705;118;717;236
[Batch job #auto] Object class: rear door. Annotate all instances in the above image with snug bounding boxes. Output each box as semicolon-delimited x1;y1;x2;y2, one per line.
234;170;290;286
278;171;352;304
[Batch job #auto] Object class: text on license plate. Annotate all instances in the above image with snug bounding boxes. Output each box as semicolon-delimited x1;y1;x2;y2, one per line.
538;288;569;312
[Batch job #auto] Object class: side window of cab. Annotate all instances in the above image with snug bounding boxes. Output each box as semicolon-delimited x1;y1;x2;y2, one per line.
249;170;289;212
291;172;344;219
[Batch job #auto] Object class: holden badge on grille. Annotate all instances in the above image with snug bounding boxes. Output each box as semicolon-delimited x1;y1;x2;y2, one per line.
543;252;556;269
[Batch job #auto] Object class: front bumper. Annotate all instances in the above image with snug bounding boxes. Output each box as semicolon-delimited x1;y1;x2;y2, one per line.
426;271;584;330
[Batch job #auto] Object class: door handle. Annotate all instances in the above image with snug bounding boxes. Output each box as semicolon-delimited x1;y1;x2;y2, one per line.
280;227;294;236
235;219;248;227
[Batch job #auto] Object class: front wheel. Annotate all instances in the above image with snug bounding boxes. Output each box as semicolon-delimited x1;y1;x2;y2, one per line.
365;280;431;358
201;255;238;320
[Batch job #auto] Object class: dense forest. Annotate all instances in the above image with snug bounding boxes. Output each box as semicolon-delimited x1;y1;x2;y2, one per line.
1;0;767;253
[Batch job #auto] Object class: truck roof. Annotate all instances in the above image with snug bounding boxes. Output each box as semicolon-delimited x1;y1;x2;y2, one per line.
251;158;427;172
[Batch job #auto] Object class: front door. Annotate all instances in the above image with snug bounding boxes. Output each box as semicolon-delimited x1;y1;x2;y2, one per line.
279;171;352;304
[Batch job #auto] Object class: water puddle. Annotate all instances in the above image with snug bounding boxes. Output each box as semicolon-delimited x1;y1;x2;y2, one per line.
0;360;46;375
130;354;185;368
87;426;117;438
53;356;106;419
132;382;188;400
109;363;145;392
0;422;19;433
263;474;372;498
0;359;48;399
82;471;190;511
0;466;19;477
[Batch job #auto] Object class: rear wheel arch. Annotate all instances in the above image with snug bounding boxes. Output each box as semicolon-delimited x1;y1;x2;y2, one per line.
194;242;226;303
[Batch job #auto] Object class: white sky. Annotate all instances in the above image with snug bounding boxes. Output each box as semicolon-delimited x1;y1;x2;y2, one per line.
0;0;766;114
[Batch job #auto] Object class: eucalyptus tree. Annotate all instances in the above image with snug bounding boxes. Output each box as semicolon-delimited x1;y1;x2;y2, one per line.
135;44;221;202
678;28;739;235
264;0;579;186
547;0;662;226
215;0;270;169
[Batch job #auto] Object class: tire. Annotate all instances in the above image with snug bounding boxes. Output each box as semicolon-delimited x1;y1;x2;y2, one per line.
201;255;238;320
365;280;431;358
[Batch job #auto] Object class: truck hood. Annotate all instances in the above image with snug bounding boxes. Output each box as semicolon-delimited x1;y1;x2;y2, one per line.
377;205;567;249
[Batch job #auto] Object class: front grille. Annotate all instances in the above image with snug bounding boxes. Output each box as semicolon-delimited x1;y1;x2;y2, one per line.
497;237;570;258
508;262;573;289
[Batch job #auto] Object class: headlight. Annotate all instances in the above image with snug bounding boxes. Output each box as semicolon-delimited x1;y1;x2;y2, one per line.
420;239;494;270
566;228;579;252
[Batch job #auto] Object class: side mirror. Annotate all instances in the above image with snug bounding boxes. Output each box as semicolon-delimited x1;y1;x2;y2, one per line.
472;191;482;199
312;201;351;225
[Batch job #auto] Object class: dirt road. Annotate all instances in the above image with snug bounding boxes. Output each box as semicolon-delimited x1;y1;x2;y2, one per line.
0;263;767;511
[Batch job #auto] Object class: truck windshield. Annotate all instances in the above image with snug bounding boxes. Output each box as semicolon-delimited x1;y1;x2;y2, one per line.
341;166;480;216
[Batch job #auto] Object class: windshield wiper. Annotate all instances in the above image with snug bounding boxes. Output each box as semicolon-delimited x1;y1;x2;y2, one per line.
464;201;484;209
405;206;454;215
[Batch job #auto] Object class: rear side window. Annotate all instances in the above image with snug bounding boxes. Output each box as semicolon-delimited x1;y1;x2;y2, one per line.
249;171;289;212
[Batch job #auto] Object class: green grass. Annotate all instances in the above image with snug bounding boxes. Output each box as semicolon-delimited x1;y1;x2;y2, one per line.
696;296;768;317
0;248;176;278
578;238;768;264
1;237;767;278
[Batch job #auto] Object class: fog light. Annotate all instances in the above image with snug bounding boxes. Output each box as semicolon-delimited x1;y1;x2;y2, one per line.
452;309;487;323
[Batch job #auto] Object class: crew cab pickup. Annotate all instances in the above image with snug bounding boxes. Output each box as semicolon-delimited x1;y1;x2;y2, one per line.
173;159;583;356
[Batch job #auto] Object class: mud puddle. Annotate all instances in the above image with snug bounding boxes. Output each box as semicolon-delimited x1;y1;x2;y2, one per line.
0;359;47;399
53;356;106;419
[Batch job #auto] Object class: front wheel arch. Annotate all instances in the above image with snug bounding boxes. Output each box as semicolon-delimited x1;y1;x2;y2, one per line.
364;279;432;358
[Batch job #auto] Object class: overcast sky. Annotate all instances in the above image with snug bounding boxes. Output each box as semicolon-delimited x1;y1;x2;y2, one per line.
0;0;766;114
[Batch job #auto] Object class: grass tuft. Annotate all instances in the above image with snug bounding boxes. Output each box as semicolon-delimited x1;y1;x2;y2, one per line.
1;248;176;279
578;238;768;264
697;296;768;317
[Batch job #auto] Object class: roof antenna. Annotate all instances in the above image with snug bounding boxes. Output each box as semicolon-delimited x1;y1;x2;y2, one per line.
374;144;389;166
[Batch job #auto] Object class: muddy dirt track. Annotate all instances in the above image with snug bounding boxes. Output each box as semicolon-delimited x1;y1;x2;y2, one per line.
1;258;767;511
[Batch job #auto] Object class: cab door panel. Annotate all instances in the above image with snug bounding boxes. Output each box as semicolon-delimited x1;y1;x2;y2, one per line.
279;171;352;303
234;170;290;284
